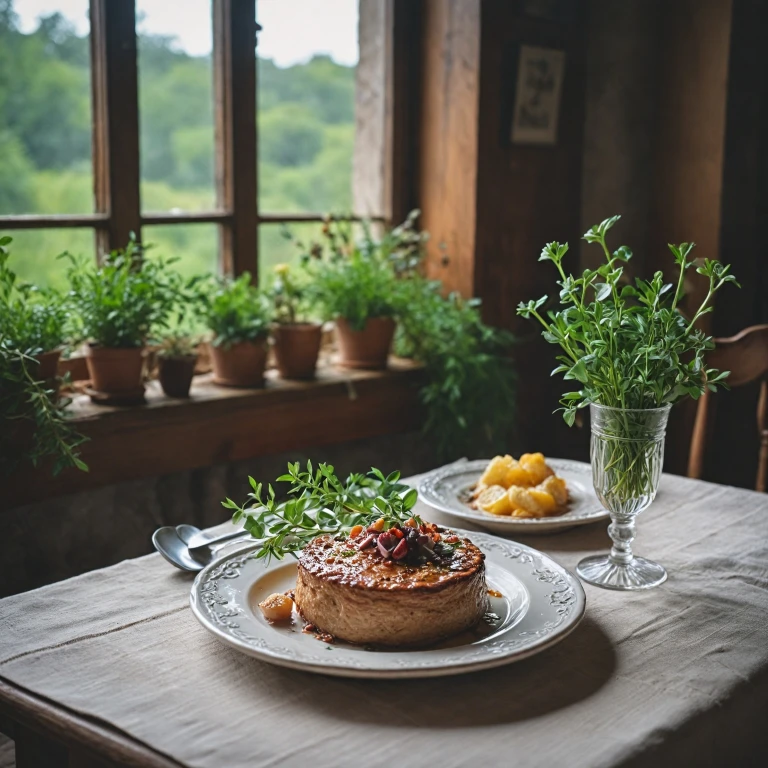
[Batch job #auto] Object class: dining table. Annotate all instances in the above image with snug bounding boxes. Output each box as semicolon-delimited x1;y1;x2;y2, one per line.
1;463;768;768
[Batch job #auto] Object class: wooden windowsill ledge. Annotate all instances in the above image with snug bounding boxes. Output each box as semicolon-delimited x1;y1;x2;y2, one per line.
4;359;424;510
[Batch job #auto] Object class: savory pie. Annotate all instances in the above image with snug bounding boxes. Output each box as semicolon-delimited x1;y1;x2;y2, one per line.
294;520;488;646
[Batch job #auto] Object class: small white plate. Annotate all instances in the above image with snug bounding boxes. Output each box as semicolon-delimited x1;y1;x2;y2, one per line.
418;459;608;535
189;530;586;679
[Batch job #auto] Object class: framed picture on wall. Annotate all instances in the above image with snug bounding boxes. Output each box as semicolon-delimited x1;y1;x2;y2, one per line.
510;45;566;145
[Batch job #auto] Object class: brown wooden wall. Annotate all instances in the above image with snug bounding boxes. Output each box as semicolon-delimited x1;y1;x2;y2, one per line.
418;0;588;460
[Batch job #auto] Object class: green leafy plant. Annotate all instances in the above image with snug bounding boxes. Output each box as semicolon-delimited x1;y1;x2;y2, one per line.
0;237;67;355
201;272;271;347
395;278;516;459
286;211;516;457
517;214;739;504
298;217;405;329
0;236;86;476
223;461;420;561
62;235;190;349
0;341;88;475
154;332;199;358
267;261;315;324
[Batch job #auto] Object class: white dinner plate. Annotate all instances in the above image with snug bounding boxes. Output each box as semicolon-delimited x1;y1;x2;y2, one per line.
189;529;586;679
418;459;608;534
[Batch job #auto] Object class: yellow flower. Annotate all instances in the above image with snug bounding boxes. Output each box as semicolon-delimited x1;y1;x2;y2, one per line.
273;263;290;276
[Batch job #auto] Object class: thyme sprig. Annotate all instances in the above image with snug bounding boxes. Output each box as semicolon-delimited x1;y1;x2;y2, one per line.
222;461;420;561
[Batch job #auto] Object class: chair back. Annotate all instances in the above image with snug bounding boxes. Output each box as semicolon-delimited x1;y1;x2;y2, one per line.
688;324;768;490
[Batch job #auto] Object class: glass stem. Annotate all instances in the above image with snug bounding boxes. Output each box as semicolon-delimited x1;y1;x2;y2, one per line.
608;518;636;566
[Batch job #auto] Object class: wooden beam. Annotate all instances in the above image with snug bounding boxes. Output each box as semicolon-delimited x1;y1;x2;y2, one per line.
417;0;482;297
0;214;109;230
214;0;258;277
90;0;141;255
142;211;234;226
3;364;424;510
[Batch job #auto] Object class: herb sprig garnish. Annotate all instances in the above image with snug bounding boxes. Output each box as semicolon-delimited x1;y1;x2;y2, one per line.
222;462;421;562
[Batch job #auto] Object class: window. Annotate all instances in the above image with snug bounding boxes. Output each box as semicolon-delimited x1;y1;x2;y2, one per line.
0;0;405;286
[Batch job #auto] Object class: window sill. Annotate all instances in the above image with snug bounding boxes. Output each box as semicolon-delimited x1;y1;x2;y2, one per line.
5;360;424;509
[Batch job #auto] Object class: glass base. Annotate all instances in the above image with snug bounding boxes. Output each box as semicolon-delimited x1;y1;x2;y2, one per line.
576;555;667;591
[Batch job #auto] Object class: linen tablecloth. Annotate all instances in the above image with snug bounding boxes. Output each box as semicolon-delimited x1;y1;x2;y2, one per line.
2;466;768;768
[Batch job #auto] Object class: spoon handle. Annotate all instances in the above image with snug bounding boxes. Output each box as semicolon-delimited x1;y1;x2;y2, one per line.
188;528;249;551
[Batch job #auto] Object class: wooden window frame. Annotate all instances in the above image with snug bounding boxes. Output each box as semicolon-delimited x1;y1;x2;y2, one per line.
0;0;415;280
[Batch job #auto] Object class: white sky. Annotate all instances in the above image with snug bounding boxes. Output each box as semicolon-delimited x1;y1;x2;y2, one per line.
13;0;359;66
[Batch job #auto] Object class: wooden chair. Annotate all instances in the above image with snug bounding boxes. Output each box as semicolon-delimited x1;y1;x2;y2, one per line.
688;324;768;491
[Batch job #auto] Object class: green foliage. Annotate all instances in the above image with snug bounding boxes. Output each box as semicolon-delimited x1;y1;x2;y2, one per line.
0;234;86;476
0;340;87;476
259;104;323;167
1;7;356;285
154;331;199;359
517;214;740;426
0;236;66;353
267;261;315;325
291;211;517;458
222;461;419;562
298;218;410;330
395;279;516;459
202;272;271;347
62;235;191;348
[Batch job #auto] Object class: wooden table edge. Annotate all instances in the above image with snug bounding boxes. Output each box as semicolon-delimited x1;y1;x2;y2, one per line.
0;677;183;768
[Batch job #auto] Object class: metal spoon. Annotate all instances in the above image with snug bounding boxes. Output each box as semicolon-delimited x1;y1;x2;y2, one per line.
152;526;253;572
175;524;249;551
152;526;207;572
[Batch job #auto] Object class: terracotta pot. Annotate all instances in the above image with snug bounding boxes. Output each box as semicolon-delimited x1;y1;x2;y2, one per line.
335;316;396;370
158;355;197;398
272;323;323;379
58;354;89;382
85;345;145;394
210;340;268;387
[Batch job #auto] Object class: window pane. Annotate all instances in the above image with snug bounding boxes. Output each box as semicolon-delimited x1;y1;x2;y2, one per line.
258;221;326;282
0;1;93;214
257;0;358;214
137;0;216;213
2;228;94;291
142;223;218;283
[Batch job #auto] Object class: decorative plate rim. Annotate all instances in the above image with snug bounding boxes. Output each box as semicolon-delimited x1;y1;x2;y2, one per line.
189;529;586;679
418;458;608;529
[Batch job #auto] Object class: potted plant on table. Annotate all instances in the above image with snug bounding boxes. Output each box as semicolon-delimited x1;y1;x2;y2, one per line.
268;263;322;379
62;236;187;404
518;214;738;590
301;218;404;370
202;272;271;388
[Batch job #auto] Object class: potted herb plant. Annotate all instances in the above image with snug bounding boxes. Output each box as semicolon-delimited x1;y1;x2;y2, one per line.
268;263;322;379
302;218;403;369
155;333;199;398
202;272;271;387
62;236;186;401
0;236;67;388
518;215;738;590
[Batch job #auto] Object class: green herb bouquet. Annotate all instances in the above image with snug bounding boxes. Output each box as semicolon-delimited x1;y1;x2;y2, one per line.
517;215;738;506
